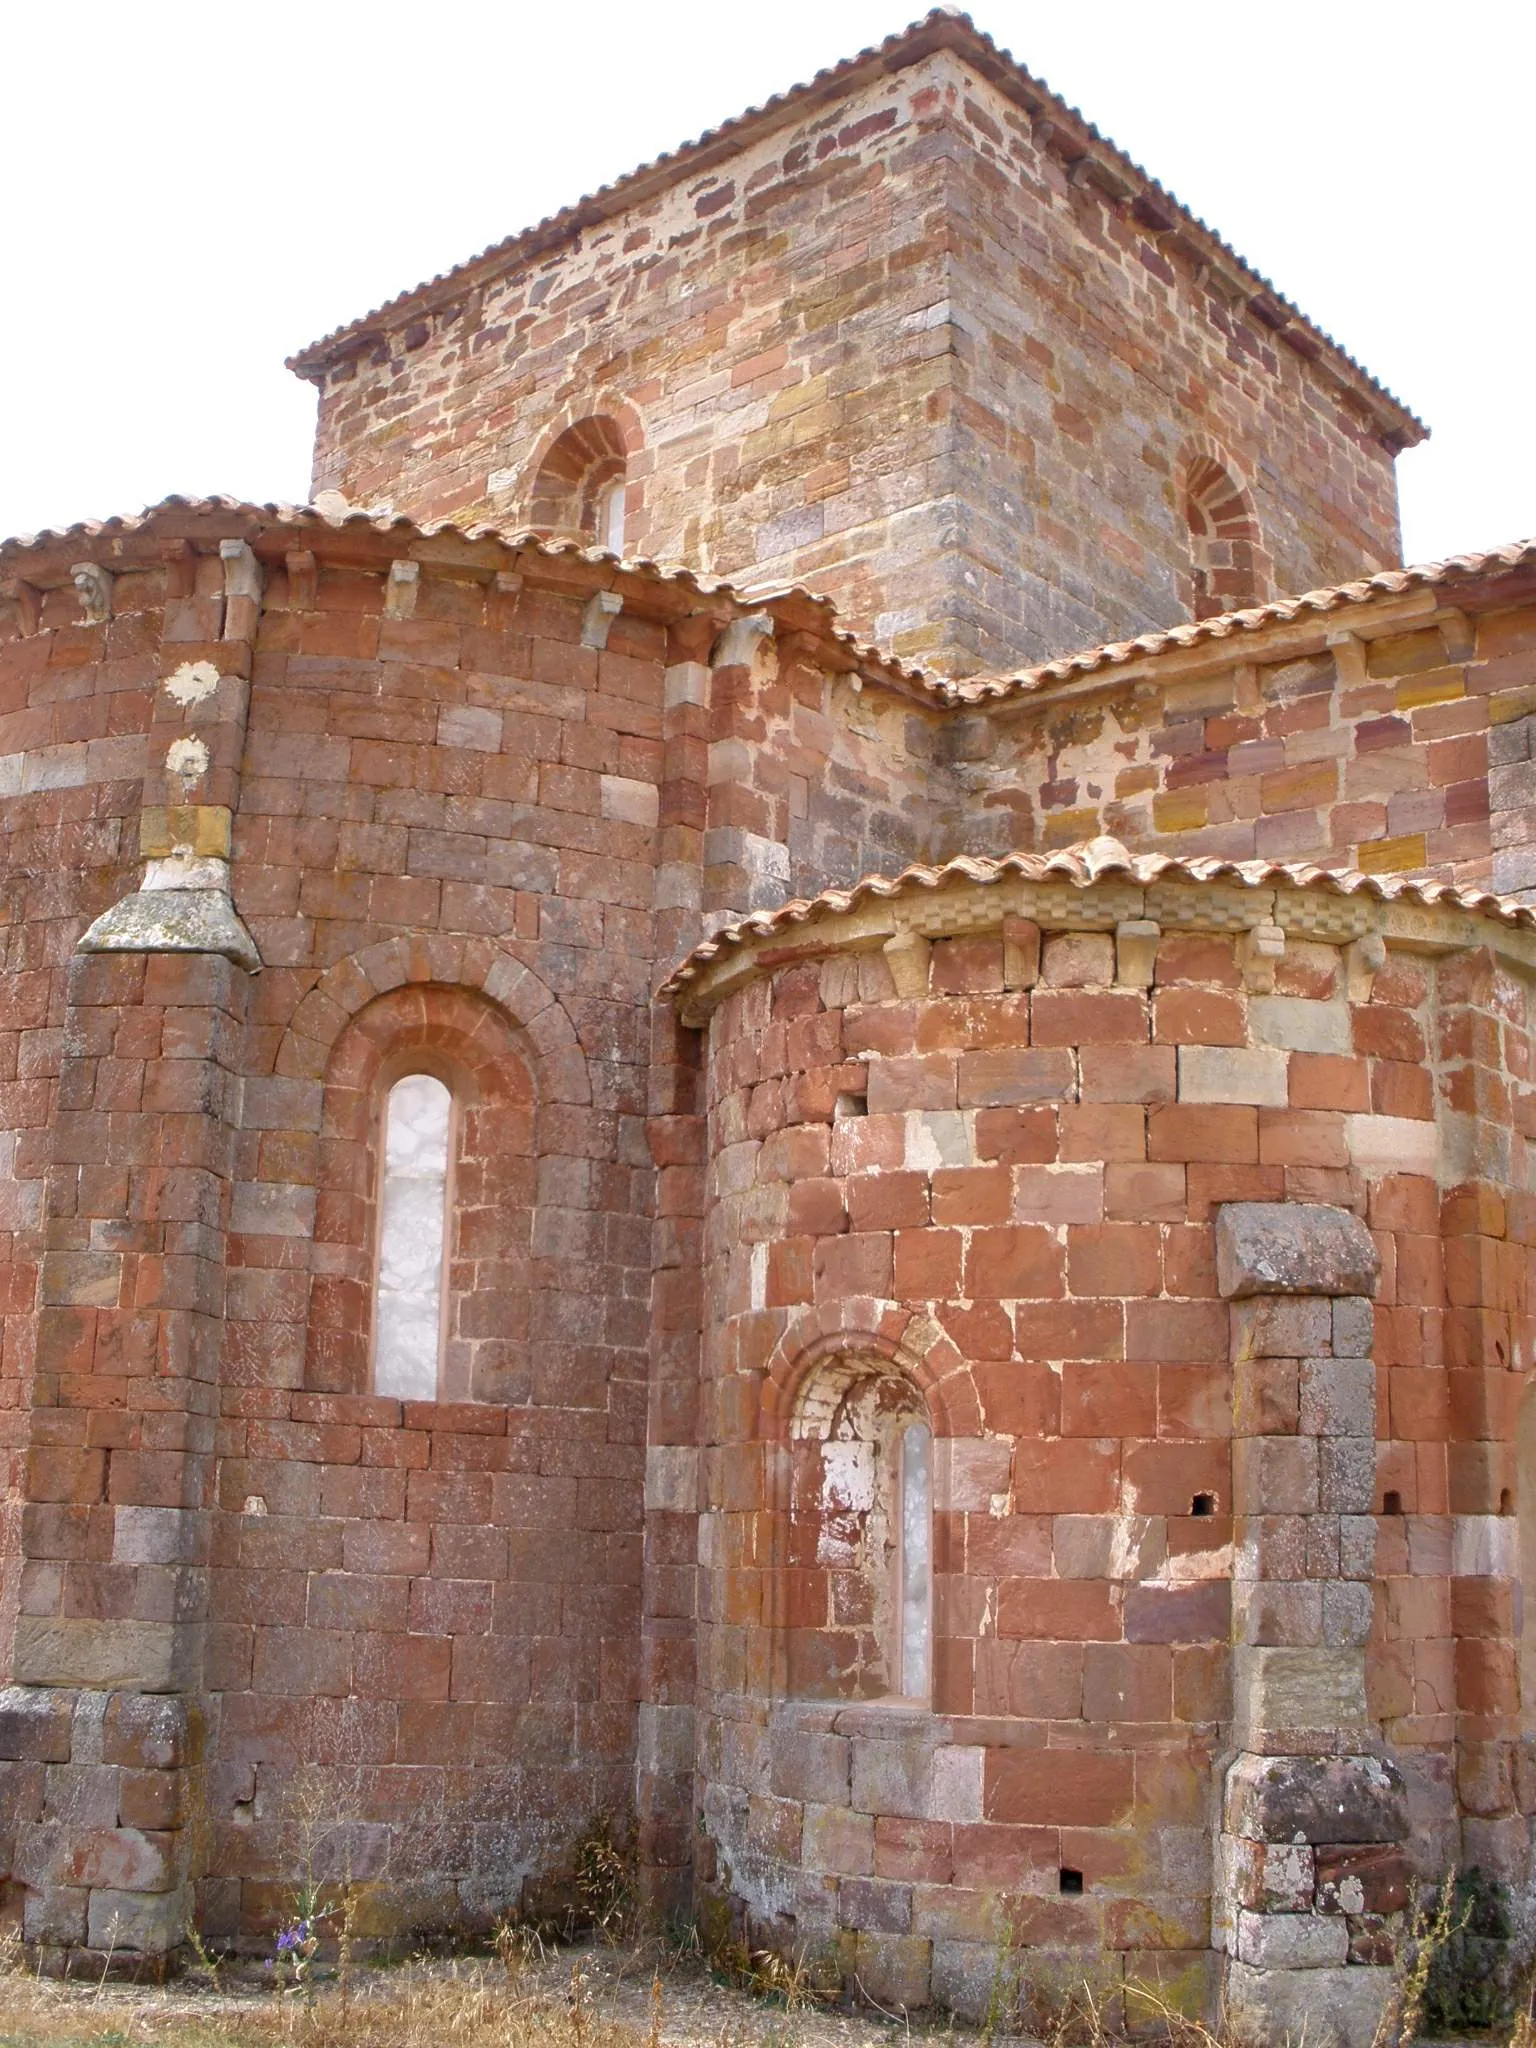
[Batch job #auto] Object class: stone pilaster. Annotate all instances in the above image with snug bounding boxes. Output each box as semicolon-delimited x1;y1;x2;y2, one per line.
0;538;259;1964
1215;1202;1408;2048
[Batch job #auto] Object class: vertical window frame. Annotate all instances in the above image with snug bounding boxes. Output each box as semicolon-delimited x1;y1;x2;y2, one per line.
370;1064;459;1403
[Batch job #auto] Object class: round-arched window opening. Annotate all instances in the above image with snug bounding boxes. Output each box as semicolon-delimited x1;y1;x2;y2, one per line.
373;1072;453;1401
526;415;630;548
787;1358;933;1704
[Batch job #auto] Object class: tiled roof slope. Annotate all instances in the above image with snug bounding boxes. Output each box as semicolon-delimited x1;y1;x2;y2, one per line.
284;11;1424;443
6;502;1535;720
660;838;1536;1003
940;536;1536;706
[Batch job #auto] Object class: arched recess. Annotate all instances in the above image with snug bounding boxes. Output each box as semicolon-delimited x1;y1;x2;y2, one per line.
1175;437;1272;620
520;403;644;551
306;983;536;1401
238;939;591;1403
756;1317;972;1707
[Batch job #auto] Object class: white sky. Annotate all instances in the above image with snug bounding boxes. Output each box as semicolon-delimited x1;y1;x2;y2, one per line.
4;0;1532;578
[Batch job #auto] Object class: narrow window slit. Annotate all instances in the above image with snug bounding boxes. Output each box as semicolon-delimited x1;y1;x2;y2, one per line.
373;1072;452;1401
1381;1490;1403;1516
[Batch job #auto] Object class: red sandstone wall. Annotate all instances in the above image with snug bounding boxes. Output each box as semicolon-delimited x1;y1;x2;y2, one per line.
689;912;1536;2007
942;585;1536;895
300;48;1404;675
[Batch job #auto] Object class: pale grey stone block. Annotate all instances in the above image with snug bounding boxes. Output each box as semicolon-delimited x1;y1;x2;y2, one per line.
1233;1648;1368;1741
1249;996;1351;1055
1344;1113;1437;1180
1319;1439;1376;1513
1180;1044;1289;1107
1224;1959;1390;2048
1299;1358;1375;1438
1321;1582;1374;1646
929;1745;983;1824
23;1885;87;1945
1331;1295;1374;1357
1339;1516;1377;1580
1237;1908;1349;1969
87;1882;193;1954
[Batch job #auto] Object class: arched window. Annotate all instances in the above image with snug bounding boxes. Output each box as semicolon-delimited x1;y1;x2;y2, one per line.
526;414;629;547
786;1360;932;1703
595;475;626;556
1183;451;1266;619
372;1073;452;1400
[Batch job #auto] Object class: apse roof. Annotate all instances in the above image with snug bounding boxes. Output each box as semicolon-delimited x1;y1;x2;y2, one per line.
658;837;1536;1005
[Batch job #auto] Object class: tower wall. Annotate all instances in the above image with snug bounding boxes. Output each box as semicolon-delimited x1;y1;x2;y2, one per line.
298;46;1407;675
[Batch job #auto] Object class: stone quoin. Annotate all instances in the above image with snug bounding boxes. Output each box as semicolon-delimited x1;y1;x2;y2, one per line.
1;12;1535;2039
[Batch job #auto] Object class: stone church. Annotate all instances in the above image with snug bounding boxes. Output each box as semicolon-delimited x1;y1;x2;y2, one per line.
2;10;1535;2040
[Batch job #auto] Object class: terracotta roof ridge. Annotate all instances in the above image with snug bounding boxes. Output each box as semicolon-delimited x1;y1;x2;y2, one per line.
0;494;938;698
659;835;1536;1001
0;493;755;600
282;11;1423;438
941;535;1536;706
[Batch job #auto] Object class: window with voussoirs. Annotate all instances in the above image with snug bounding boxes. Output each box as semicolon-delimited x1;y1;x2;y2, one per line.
788;1361;933;1704
372;1071;453;1402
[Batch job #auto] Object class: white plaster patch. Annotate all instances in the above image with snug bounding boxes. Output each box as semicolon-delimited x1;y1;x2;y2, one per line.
165;736;209;781
162;660;221;708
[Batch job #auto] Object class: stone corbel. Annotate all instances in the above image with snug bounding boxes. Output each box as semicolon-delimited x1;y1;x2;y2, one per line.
488;569;524;631
9;580;41;636
285;550;318;611
1241;922;1286;994
711;612;775;672
160;539;197;601
384;558;419;621
71;561;113;626
1326;630;1367;689
1346;931;1387;1003
1115;918;1160;988
219;539;264;641
1438;608;1477;663
581;589;624;650
883;931;931;999
1001;915;1041;990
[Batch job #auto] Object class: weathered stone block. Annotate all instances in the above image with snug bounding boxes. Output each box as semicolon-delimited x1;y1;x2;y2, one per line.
1233;1647;1369;1746
1224;1959;1389;2048
1298;1358;1375;1438
839;1930;932;2010
0;1687;75;1764
22;1884;88;1945
769;1729;849;1807
1314;1843;1410;1915
1236;1908;1349;1969
1224;1754;1407;1845
102;1695;199;1772
86;1882;193;1954
1226;1834;1314;1913
1216;1204;1379;1301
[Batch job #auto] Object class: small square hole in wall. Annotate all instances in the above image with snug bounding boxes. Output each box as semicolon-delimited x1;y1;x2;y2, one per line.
1381;1490;1403;1516
1190;1493;1216;1517
1059;1869;1084;1895
834;1091;867;1118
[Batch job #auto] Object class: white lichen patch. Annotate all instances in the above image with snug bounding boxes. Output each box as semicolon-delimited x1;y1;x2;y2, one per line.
165;736;210;781
162;659;221;707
